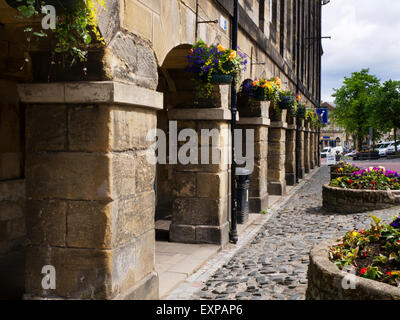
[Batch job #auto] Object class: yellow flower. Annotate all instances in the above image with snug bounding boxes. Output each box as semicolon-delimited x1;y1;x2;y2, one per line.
217;44;226;52
229;50;237;60
352;231;358;237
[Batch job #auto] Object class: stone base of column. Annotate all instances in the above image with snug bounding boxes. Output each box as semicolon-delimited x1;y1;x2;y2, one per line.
249;191;269;213
297;167;305;180
268;181;287;196
169;222;229;245
115;272;159;300
286;172;296;186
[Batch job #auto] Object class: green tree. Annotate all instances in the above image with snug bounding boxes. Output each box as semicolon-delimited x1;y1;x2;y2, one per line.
369;80;400;153
332;69;380;151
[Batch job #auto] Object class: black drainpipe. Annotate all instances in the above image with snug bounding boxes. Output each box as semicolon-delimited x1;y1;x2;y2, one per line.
229;0;239;244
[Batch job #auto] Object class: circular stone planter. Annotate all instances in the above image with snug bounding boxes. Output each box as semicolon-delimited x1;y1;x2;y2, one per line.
306;239;400;300
322;184;400;214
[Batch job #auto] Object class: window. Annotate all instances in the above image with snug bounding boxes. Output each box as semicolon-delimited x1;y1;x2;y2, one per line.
259;0;265;32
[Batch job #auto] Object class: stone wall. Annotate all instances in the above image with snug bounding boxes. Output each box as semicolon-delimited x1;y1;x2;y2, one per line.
307;239;400;300
322;185;400;214
19;82;162;300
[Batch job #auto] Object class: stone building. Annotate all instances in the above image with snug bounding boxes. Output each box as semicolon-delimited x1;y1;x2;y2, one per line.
0;0;322;299
320;102;352;149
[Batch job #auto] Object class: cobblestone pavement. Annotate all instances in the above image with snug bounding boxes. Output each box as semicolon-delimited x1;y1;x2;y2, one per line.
192;166;400;300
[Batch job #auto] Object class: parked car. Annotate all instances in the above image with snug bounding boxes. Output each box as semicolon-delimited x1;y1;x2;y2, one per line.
344;150;357;158
386;141;400;155
376;141;393;157
321;146;343;158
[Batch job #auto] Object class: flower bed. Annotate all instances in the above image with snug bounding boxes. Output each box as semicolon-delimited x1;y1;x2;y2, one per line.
330;161;361;180
329;216;400;288
306;238;400;300
330;167;400;191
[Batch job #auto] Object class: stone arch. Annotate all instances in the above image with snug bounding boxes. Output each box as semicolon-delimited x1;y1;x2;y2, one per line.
155;44;230;245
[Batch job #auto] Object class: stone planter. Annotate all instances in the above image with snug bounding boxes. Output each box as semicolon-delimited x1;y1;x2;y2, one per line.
306;239;400;300
322;184;400;214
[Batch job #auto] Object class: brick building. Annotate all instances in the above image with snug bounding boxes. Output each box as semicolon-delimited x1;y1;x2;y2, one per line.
0;0;322;299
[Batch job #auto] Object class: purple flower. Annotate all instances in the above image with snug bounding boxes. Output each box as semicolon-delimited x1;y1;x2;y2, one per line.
390;217;400;228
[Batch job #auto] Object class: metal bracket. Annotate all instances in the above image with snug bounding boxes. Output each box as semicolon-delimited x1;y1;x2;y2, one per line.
195;0;219;40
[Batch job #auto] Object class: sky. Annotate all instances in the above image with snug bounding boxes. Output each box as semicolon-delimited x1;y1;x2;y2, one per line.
321;0;400;103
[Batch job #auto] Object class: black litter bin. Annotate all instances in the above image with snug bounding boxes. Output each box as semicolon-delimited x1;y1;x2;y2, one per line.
235;168;251;224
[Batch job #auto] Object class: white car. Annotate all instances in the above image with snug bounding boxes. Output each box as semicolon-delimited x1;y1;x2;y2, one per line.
321;146;343;158
386;141;400;155
376;141;393;157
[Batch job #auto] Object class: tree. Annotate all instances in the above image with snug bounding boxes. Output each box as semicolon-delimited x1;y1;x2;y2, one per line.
368;80;400;153
332;69;380;151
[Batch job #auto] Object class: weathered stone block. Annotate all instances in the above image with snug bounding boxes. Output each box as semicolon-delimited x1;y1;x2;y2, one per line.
111;153;136;199
115;192;155;247
111;108;157;151
169;224;196;243
68;105;111;152
25;246;113;300
173;172;196;197
26;153;111;201
26;200;66;247
197;171;228;199
66;201;113;249
172;197;227;226
26;104;66;152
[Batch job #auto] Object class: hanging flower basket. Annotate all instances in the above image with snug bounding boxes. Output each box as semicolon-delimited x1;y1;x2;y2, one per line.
186;40;247;98
254;86;267;101
210;74;233;85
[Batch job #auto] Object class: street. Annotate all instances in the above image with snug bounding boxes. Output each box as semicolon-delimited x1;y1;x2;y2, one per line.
191;165;400;300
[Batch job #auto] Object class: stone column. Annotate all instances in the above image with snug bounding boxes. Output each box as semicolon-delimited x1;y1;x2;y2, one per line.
296;119;305;180
168;108;231;245
304;121;311;174
19;82;162;300
237;101;270;213
316;129;321;167
310;128;315;170
285;116;297;186
268;109;287;196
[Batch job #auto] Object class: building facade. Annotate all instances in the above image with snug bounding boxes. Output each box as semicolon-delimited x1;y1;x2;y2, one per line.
320;102;352;149
0;0;322;299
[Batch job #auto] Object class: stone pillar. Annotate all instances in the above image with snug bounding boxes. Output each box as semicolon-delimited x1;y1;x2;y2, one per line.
168;108;230;245
19;82;161;300
268;109;287;196
285;116;297;186
296;119;305;180
237;101;270;213
310;129;315;170
304;122;311;174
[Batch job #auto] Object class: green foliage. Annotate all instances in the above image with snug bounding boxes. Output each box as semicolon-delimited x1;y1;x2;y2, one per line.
16;0;106;65
368;79;400;151
332;69;380;150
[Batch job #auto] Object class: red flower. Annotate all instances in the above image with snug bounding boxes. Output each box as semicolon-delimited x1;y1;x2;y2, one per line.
360;268;367;275
371;181;376;185
387;272;392;276
363;252;367;257
339;243;345;246
348;179;354;184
